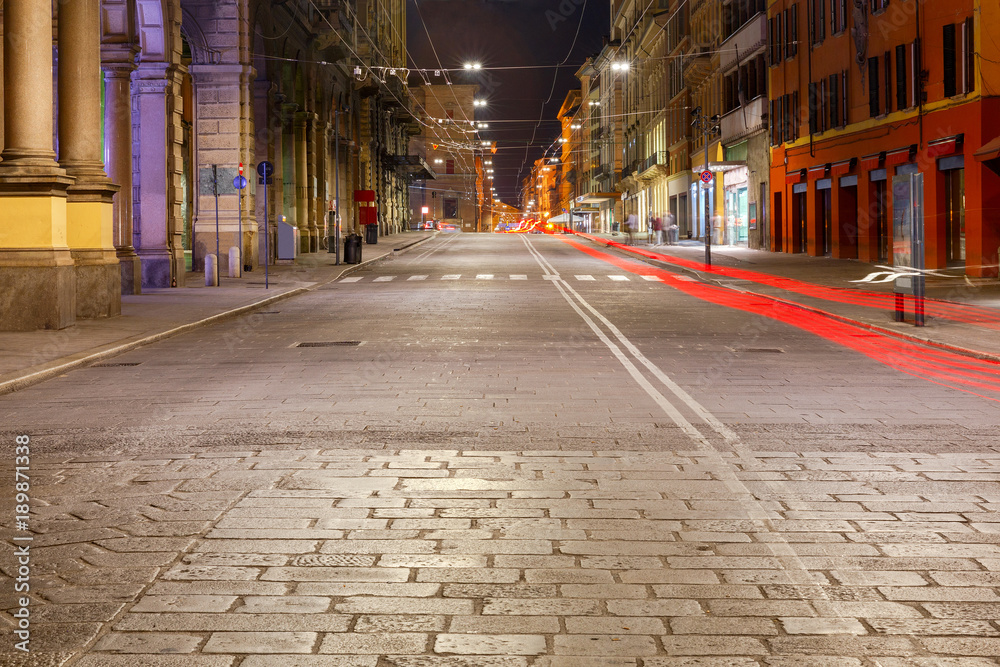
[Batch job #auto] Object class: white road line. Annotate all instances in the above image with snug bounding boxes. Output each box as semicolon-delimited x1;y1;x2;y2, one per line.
407;275;428;281
608;275;629;281
373;276;395;282
510;275;528;280
340;277;363;283
476;274;494;280
442;274;461;280
575;275;596;281
642;275;663;281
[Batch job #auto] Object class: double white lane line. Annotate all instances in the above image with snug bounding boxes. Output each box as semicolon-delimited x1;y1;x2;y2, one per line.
521;235;735;446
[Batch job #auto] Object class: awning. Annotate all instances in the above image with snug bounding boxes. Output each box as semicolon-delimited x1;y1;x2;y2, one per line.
860;152;883;171
886;145;917;167
831;158;856;177
575;192;620;205
548;212;587;224
785;168;806;184
975;134;1000;176
928;134;964;158
807;164;829;181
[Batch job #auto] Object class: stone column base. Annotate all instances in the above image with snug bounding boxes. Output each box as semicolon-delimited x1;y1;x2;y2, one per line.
119;252;142;295
0;249;76;330
298;229;311;254
72;249;122;318
139;250;174;289
309;229;319;253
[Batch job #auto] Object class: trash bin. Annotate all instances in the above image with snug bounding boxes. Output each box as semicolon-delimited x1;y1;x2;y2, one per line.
364;224;378;245
344;233;362;264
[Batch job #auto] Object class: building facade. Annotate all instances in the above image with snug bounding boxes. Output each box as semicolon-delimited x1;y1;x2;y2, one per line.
767;0;1000;277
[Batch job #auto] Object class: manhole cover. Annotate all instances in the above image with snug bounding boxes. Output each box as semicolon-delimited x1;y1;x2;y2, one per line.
291;554;376;567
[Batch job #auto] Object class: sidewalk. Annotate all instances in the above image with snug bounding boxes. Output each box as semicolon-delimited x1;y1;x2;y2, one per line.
575;231;1000;360
0;231;435;395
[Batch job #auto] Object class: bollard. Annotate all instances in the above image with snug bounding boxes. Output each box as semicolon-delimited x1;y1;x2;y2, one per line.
205;254;218;286
228;247;242;278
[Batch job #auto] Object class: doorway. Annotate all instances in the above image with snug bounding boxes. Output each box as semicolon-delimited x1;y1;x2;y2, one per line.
944;167;965;264
792;190;807;253
816;186;832;256
873;179;889;262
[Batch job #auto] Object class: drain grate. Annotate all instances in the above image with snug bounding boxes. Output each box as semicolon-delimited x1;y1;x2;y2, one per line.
743;348;784;353
92;362;142;367
296;341;362;348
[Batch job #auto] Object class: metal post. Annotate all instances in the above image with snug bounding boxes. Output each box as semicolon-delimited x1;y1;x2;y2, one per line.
704;124;711;268
263;178;269;289
213;164;220;284
333;108;341;264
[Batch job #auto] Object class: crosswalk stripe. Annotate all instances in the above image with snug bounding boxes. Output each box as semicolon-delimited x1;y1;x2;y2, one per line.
407;275;428;281
373;276;395;282
442;274;461;280
476;274;494;280
510;274;527;280
608;275;629;281
641;275;663;281
575;275;595;281
340;276;362;282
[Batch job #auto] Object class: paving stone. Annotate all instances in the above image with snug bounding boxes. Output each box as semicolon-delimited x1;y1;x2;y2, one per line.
415;568;520;583
235;596;330;613
93;632;203;654
130;595;237;613
483;598;601;616
381;658;528;667
297;583;440;597
202;632;317;653
318;632;429;654
354;615;447;633
113;613;352;632
660;636;768;656
642;659;758;666
553;634;657;655
607;599;703;616
780;617;867;634
335;597;475;615
448;616;561;634
565;617;666;634
261;567;410;582
442;584;556;598
433;634;546;655
670;617;778;635
241;657;377;667
75;659;237;667
868;618;1000;635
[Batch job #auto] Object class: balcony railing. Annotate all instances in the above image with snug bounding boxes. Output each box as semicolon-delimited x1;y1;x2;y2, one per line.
720;13;766;72
720;95;767;142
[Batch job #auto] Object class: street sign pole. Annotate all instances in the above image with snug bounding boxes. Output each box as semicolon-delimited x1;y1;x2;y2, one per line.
213;165;220;284
333;108;341;265
257;161;274;289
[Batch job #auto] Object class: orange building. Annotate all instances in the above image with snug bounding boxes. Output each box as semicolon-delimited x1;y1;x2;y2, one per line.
767;0;1000;277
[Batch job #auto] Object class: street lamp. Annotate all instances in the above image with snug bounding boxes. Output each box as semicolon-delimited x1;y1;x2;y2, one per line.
464;62;482;70
474;99;487;107
690;107;721;267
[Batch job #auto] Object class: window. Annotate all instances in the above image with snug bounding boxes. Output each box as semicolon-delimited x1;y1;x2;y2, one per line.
947;19;976;96
445;159;455;175
868;56;880;117
787;5;798;58
828;73;839;128
943;24;957;97
841;69;849;126
884;52;892;113
810;0;825;46
831;0;846;34
963;18;975;94
895;45;907;111
870;0;889;12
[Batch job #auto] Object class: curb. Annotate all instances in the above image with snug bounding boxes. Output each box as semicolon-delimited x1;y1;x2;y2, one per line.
569;230;1000;364
0;236;432;397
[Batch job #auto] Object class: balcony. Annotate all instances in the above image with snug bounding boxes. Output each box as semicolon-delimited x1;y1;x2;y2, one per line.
682;48;712;90
720;13;766;72
720;95;767;143
637;151;669;180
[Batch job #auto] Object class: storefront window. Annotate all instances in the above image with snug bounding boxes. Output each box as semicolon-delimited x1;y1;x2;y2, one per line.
945;168;965;263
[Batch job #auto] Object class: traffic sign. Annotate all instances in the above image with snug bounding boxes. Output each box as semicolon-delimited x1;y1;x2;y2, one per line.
233;175;248;190
699;170;713;184
258;176;273;185
257;161;274;178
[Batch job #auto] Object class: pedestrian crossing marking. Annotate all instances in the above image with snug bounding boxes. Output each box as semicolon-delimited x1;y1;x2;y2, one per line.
408;275;428;281
340;276;362;282
575;275;596;281
608;275;629;281
373;276;395;282
510;275;527;280
476;274;494;280
442;274;461;280
641;275;663;281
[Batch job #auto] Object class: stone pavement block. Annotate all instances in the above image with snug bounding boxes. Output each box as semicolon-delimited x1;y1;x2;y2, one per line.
929;571;1000;586
298;583;440;597
560;584;647;598
434;634;546;655
620;570;720;585
607;599;702;616
870;659;998;666
334;597;475;615
202;632;316;653
525;569;614;584
319;540;437;554
565;617;666;634
93;632;203;653
130;595;238;613
354;615;447;633
708;600;814;617
811;600;923;618
32;602;125;623
262;567;409;582
642;659;758;667
766;636;919;655
879;586;1000;601
440;540;552;555
75;658;236;666
660;636;767;655
831;571;929;586
653;584;763;599
780;617;867;634
483;598;600;616
533;659;635;667
868;618;1000;635
182;553;289;567
416;568;520;583
448;616;560;634
113;612;352;632
146;582;288;596
39;585;146;604
194;539;319;553
236;596;330;613
318;632;429;654
161;566;261;581
241;657;377;667
442;584;556;598
916;602;1000;619
382;657;528;667
205;529;345;540
381;555;486;568
670;617;778;635
553;634;657;655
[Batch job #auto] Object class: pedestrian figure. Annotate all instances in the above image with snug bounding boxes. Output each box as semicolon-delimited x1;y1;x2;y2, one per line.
665;211;677;245
625;213;637;246
647;216;655;244
652;216;663;245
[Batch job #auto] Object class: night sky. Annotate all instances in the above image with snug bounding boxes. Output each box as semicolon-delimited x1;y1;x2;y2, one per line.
407;0;609;206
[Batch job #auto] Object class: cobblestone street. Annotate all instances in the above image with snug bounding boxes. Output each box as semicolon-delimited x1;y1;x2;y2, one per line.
3;235;1000;665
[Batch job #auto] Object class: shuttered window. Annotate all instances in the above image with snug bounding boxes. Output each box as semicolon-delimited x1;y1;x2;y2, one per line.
943;23;957;97
868;56;880;117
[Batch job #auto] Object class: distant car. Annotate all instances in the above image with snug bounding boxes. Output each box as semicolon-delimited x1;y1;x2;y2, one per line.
423;220;435;230
439;223;459;232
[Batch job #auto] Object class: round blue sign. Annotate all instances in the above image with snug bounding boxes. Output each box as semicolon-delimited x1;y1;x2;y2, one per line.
233;175;248;190
256;161;274;177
